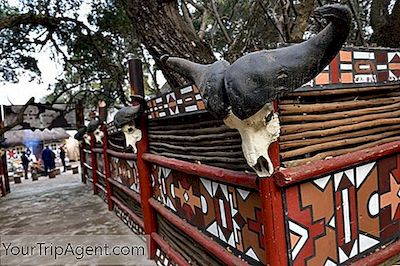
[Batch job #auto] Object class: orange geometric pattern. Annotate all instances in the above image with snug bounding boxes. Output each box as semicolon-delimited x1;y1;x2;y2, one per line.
285;155;400;265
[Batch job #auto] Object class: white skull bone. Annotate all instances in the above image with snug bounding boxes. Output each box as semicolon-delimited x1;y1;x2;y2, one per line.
122;123;142;153
94;128;104;144
83;133;91;145
223;102;280;177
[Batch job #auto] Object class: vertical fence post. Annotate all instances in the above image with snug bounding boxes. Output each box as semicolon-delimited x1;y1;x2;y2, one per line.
0;163;5;197
76;100;86;184
98;100;112;206
129;58;157;259
0;108;5;197
0;107;8;195
90;133;98;195
102;124;113;210
260;99;288;266
0;147;5;197
2;153;9;193
0;153;4;196
80;145;87;184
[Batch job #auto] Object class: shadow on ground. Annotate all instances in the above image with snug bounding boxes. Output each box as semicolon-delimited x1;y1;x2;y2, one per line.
0;165;155;265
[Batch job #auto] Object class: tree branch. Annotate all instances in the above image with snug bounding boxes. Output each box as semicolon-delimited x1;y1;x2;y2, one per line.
0;97;35;136
210;0;232;43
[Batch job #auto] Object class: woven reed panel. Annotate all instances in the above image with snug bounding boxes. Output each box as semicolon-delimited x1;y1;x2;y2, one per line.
112;185;143;219
148;112;251;172
279;83;400;168
157;214;224;265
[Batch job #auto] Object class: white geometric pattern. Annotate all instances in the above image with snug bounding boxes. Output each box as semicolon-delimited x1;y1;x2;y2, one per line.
359;234;380;253
356;162;375;188
313;175;331;190
288;220;308;260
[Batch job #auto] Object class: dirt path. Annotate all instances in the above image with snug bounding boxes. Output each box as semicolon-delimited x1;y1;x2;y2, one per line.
0;168;154;265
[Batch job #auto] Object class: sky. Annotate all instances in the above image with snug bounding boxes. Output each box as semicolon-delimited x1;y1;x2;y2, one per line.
0;50;63;105
0;0;87;105
0;0;166;106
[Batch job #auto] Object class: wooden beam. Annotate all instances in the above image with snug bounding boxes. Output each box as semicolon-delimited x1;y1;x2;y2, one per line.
130;58;158;259
261;99;288;266
111;196;144;229
282;109;400;134
149;198;248;266
102;125;114;211
151;233;190;266
280;96;400;114
284;136;400;167
280;100;400;123
274;141;400;187
142;153;258;190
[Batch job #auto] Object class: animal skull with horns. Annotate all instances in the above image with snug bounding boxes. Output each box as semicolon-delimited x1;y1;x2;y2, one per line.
74;126;87;144
163;4;351;177
87;118;104;144
113;105;143;153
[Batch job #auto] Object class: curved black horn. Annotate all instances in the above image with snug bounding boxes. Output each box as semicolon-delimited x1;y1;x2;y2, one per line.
74;126;87;141
224;4;352;119
162;55;231;118
87;118;101;133
113;105;141;128
162;55;207;84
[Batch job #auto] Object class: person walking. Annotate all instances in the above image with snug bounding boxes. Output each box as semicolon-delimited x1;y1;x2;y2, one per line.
41;146;53;175
60;146;66;172
21;151;30;179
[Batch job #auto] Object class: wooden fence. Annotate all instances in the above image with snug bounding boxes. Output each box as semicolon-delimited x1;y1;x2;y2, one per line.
79;47;400;266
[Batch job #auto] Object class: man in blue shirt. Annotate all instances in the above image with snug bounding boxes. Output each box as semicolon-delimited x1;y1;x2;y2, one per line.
41;146;54;175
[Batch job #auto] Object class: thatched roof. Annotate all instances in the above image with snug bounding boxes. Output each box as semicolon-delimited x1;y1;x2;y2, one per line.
3;128;70;147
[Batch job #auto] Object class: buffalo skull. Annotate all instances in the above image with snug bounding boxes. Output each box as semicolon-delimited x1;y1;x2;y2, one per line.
121;122;142;153
113;106;143;153
87;117;103;144
83;134;91;145
74;126;87;145
163;4;351;177
94;128;104;144
224;102;280;177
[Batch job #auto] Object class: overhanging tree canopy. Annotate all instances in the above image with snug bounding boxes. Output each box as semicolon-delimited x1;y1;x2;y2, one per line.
0;0;399;108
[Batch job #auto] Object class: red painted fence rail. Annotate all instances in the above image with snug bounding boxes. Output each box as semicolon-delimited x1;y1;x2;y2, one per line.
274;141;400;187
142;153;258;190
78;56;400;266
149;198;248;266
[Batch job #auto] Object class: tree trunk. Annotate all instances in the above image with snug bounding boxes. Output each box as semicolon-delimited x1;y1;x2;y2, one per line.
120;0;215;88
370;0;400;47
289;0;316;42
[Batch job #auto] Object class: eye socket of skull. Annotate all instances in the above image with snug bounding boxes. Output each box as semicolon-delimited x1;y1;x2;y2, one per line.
264;112;273;124
128;127;134;133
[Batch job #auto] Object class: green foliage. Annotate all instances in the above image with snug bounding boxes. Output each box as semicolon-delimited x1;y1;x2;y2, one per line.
0;0;399;109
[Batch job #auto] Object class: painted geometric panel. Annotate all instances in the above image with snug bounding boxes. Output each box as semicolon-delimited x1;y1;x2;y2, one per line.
96;153;104;174
285;156;400;266
109;156;140;194
84;151;91;166
151;165;265;265
155;248;176;266
146;48;400;120
97;187;108;204
147;85;205;119
114;204;145;235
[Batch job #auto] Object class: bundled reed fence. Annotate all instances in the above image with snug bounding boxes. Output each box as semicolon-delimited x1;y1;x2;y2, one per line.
279;83;400;167
148;112;251;172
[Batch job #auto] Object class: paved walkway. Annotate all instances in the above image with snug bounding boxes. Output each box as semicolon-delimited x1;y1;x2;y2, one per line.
0;167;154;265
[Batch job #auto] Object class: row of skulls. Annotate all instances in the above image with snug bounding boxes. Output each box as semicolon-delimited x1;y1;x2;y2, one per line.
74;104;143;153
74;4;352;177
